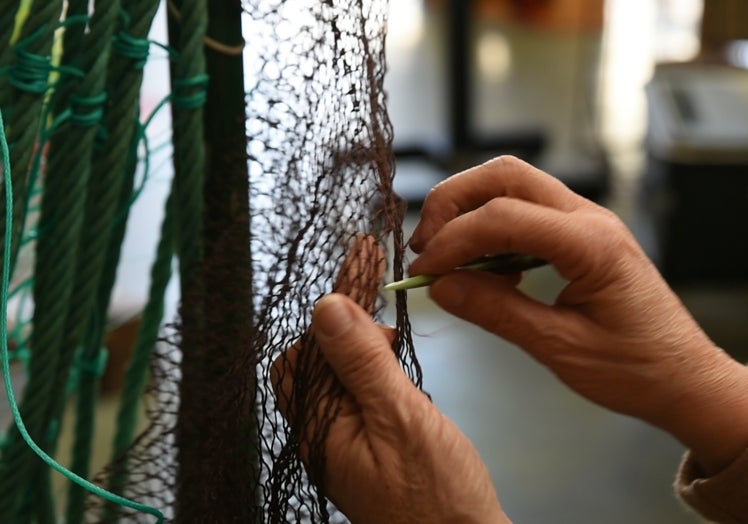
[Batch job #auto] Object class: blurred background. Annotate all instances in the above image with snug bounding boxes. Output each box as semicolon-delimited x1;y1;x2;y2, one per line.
383;0;748;522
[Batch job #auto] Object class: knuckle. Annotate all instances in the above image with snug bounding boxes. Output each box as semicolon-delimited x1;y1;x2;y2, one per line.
590;210;639;254
486;154;525;170
481;196;511;219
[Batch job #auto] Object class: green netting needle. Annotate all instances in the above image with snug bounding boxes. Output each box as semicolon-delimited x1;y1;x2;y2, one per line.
384;254;548;291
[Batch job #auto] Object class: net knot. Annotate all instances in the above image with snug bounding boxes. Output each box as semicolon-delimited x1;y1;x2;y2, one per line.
5;20;87;94
7;345;30;368
8;46;53;95
172;74;209;109
76;348;110;378
114;31;151;70
69;92;108;126
66;347;109;395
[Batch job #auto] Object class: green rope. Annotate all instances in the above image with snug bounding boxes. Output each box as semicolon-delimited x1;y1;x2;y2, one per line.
50;0;91;118
30;4;127;522
65;333;109;522
0;1;63;291
0;1;23;103
169;0;207;284
0;4;65;520
0;109;164;523
167;0;209;519
107;192;174;519
0;3;122;521
65;3;164;520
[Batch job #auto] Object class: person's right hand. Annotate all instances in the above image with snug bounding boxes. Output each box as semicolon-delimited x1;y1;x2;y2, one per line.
408;156;748;476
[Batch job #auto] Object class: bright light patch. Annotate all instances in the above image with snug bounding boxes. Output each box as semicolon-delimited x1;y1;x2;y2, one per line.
477;30;512;82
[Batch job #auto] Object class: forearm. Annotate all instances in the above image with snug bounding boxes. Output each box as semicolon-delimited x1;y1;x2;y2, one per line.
655;350;748;476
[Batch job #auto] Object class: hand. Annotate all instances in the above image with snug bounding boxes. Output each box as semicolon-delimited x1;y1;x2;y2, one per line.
273;237;509;523
409;156;748;475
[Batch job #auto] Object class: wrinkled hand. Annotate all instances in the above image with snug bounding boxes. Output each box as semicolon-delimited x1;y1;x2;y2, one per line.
409;156;748;475
273;237;509;523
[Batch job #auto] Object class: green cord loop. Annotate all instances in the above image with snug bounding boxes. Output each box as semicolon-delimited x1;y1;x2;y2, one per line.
114;31;150;69
8;345;30;367
172;74;209;109
69;92;108;126
77;348;109;377
9;47;52;94
66;348;109;394
5;18;89;94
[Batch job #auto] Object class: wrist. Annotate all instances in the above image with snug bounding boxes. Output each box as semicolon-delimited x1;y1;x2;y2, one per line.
656;350;748;476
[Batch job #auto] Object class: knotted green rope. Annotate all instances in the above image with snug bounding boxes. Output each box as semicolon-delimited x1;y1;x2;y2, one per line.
61;3;162;521
0;109;164;524
167;1;209;519
66;0;163;522
0;1;23;100
0;3;64;521
0;0;62;289
0;2;122;521
106;192;175;522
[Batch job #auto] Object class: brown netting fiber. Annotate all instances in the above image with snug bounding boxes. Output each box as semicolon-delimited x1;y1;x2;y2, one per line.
80;0;421;522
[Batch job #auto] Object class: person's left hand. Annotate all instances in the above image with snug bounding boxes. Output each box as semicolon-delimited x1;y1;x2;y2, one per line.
272;238;509;523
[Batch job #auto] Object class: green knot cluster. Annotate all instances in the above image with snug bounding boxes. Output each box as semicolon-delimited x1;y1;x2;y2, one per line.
8;46;53;95
172;74;209;109
113;31;150;70
69;92;108;127
67;348;110;393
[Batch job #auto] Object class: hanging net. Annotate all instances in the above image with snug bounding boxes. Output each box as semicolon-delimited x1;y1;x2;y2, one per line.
0;0;420;522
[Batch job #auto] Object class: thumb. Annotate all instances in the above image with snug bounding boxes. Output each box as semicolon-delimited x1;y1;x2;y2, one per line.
313;294;412;412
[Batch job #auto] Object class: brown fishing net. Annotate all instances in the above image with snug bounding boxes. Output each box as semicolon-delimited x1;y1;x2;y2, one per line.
85;0;421;522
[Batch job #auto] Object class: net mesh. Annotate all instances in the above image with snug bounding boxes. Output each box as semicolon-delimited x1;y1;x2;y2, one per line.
0;0;420;522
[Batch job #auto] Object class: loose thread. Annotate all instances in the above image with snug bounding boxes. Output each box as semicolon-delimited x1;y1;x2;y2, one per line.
167;0;246;55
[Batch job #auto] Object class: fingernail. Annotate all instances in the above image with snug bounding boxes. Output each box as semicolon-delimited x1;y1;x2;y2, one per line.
408;225;425;252
430;275;467;309
316;295;354;338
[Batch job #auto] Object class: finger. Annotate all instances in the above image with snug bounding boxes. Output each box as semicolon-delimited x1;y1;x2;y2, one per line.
271;323;397;421
410;156;589;252
429;271;581;363
334;235;386;314
313;294;413;412
270;339;302;419
409;196;602;283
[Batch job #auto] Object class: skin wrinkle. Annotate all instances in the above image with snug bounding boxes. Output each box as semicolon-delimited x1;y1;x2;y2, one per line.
273;155;748;522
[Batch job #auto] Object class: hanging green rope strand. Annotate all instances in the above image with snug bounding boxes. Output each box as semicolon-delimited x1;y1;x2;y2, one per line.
166;0;209;519
0;2;120;522
0;0;24;102
168;2;207;284
31;2;123;520
63;3;161;522
0;108;165;524
0;3;64;521
49;0;88;118
87;129;154;520
0;0;62;288
0;2;21;73
105;192;175;522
